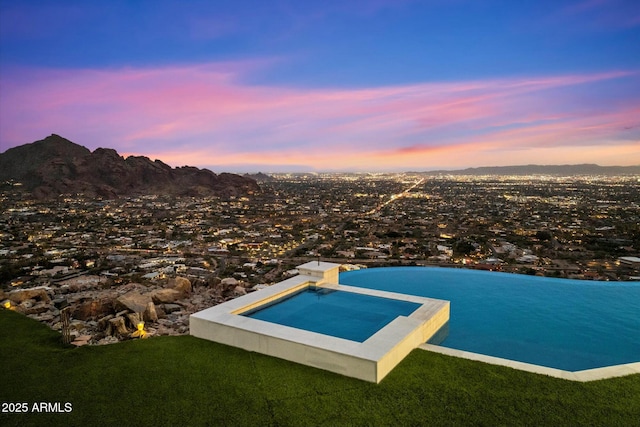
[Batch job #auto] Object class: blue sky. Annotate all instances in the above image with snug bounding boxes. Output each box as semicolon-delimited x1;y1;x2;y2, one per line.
1;0;638;172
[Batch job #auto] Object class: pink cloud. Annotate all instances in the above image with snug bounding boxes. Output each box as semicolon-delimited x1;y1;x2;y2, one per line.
1;62;638;171
372;106;640;170
553;0;640;29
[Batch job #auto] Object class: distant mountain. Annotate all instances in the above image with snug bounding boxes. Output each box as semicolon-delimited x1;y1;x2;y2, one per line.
423;164;640;176
244;172;276;182
0;134;260;198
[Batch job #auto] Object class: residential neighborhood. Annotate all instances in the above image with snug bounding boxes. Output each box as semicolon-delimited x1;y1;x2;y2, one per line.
2;173;639;293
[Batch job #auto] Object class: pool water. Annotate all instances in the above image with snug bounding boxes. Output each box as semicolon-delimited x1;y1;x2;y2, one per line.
243;288;421;342
340;267;640;372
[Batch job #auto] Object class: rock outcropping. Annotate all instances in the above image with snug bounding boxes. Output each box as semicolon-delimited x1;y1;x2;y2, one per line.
2;274;258;345
0;134;260;198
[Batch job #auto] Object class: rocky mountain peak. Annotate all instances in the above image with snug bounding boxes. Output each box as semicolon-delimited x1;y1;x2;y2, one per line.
0;135;259;198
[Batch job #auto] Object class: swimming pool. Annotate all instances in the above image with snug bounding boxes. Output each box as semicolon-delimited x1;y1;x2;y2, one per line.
243;288;422;342
191;261;450;382
340;267;640;372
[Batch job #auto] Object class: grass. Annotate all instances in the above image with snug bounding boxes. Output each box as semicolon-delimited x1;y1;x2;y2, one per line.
1;309;639;426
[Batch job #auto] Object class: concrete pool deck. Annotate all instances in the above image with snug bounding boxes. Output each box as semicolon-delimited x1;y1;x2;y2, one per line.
190;261;450;383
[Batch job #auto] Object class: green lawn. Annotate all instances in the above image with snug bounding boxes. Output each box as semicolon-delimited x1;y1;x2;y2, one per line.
1;309;639;426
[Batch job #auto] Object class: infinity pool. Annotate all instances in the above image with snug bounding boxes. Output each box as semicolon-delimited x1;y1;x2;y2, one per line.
340;267;640;372
243;288;421;342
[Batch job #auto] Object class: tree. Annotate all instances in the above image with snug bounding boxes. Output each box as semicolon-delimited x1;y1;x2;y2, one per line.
453;239;475;257
536;230;553;241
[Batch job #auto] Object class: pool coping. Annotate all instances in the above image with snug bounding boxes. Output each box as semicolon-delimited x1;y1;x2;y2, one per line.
190;262;450;383
420;343;640;381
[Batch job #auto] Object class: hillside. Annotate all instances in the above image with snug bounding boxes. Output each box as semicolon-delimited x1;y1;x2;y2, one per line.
0;134;259;198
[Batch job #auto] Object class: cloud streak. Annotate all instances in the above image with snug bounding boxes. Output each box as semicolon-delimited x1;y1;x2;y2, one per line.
0;62;638;171
553;0;640;30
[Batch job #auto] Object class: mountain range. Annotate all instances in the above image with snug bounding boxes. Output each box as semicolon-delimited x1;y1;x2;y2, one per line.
423;164;640;176
2;135;637;199
0;134;259;198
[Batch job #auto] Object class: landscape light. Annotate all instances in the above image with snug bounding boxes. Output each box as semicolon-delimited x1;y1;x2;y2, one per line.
131;321;148;339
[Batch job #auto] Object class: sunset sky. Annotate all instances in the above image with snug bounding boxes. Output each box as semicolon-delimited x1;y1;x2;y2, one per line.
1;0;639;172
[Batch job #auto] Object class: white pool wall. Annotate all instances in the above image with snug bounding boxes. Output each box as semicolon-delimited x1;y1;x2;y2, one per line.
190;262;449;383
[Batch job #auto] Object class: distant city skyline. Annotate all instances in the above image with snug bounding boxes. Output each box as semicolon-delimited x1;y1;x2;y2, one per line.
1;1;639;172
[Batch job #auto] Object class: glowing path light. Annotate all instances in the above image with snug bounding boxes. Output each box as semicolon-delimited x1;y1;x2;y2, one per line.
131;321;148;339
